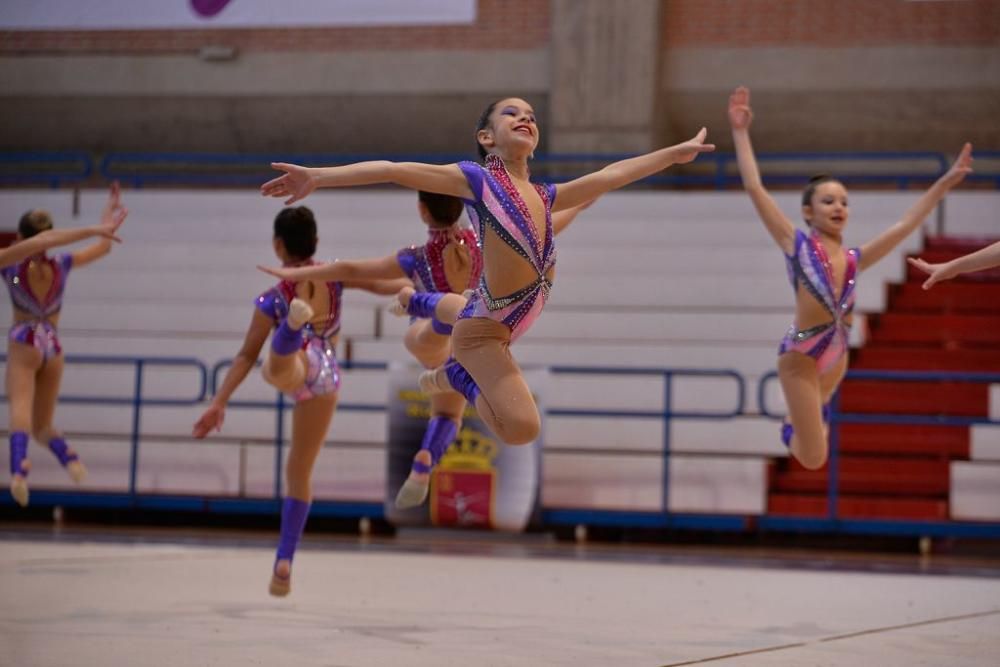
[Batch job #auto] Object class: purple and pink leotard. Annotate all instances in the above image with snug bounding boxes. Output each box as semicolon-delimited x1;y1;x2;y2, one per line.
396;226;482;295
456;155;556;342
779;229;860;374
397;226;483;334
2;253;72;360
256;267;343;402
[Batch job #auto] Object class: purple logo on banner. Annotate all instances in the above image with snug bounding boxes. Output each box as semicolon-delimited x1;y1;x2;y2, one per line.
190;0;233;18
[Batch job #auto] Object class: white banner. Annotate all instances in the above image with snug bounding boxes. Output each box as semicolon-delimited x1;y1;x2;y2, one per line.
0;0;477;30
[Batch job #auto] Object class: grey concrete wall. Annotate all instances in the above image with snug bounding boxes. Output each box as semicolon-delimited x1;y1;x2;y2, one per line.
0;50;550;154
1;37;997;156
659;47;1000;152
549;0;662;153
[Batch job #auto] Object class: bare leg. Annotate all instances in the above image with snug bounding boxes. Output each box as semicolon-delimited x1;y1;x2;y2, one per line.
434;317;540;446
819;354;849;405
6;342;41;506
778;352;829;470
271;392;338;597
404;320;452;370
394;390;466;508
31;353;86;483
262;350;309;394
262;299;313;393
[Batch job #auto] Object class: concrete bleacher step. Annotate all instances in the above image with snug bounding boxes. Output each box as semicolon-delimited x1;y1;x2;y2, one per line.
349;338;780;385
770;457;950;496
887;282;1000;314
950;461;1000;521
866;313;1000;346
853;346;1000;371
838;424;970;458
840;380;987;417
970;425;1000;461
767;493;949;520
542;454;767;515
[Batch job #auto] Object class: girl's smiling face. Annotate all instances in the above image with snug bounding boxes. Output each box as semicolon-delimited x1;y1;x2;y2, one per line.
803;180;849;235
476;98;539;159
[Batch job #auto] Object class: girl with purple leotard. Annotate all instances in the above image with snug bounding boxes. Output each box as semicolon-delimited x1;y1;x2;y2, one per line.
261;97;714;449
192;206;408;597
729;85;973;470
257;192;483;510
5;183;127;508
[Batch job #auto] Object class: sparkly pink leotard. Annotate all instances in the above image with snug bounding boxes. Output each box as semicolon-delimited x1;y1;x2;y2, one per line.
779;229;860;374
256;266;343;402
2;253;72;360
396;227;482;295
456;155;556;342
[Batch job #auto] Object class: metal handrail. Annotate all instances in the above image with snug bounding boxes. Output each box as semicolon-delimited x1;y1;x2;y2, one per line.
0;354;206;494
0;151;93;188
2;354;999;538
93;150;961;189
757;368;1000;530
208;357;387;498
549;366;745;516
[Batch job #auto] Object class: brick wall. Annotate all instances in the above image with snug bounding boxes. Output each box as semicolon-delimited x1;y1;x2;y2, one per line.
662;0;1000;47
0;0;550;53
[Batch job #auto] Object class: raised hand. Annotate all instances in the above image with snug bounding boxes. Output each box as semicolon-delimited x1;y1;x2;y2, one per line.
672;127;716;165
260;162;316;205
941;143;973;188
193;404;225;439
907;257;959;290
728;86;753;130
98;181;127;242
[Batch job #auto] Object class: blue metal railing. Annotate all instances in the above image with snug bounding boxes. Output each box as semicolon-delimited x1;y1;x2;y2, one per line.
0;151;93;188
5;149;996;190
757;368;1000;536
95;150;959;189
2;354;1000;538
208;358;387;499
547;366;745;525
965;150;1000;188
0;354;206;495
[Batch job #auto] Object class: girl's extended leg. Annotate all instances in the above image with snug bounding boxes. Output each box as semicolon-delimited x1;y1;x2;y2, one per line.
394;390;465;509
270;392;338;597
262;299;312;393
425;318;540;446
819;354;849;407
31;353;86;483
777;352;828;470
403;319;452;370
6;342;41;507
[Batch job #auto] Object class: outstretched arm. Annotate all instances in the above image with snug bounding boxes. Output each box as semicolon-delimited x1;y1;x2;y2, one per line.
193;309;272;438
258;255;405;283
71;182;127;268
728;86;796;254
0;221;124;269
859;143;973;271
552;199;596;236
344;277;413;296
552;129;715;212
908;240;1000;289
260;161;473;205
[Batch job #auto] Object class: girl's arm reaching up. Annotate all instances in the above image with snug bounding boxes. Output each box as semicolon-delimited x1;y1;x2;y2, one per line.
728;86;796;254
859;143;973;271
